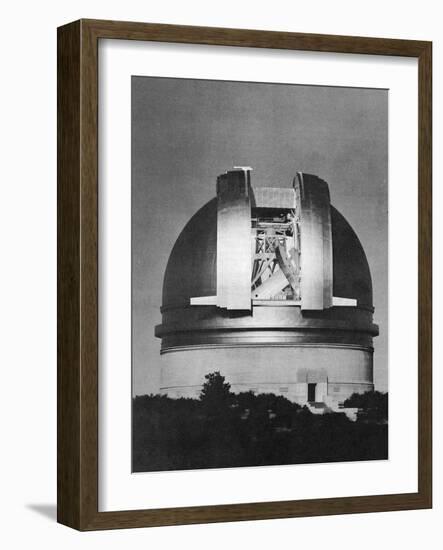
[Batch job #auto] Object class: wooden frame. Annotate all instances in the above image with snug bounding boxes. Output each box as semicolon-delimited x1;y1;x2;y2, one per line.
57;18;432;530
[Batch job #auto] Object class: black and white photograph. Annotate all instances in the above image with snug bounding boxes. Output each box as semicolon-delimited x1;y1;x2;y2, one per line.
2;1;435;544
131;76;389;472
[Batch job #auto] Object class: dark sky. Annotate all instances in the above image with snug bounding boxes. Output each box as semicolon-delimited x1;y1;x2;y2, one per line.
132;77;388;395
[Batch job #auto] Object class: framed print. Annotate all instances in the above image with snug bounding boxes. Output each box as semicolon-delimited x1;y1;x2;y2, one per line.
57;19;432;530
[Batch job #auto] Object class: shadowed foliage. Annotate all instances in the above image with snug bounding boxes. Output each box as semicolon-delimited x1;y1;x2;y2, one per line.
133;373;388;472
344;390;388;423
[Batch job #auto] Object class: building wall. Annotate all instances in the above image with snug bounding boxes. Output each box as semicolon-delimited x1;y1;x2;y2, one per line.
160;346;373;403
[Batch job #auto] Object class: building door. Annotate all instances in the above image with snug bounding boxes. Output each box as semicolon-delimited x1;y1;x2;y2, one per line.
307;383;317;402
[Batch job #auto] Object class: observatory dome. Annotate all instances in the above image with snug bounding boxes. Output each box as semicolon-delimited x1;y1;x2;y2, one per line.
161;200;373;312
155;169;378;406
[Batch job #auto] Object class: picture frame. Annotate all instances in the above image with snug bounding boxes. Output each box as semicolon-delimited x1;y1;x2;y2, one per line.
57;18;432;530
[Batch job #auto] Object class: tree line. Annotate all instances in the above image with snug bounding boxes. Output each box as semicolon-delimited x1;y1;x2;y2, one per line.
133;372;388;472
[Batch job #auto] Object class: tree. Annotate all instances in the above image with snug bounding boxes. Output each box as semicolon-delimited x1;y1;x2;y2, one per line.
344;390;388;423
200;371;232;403
199;372;234;418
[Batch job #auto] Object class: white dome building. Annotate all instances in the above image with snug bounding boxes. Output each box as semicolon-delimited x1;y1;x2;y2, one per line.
155;168;378;412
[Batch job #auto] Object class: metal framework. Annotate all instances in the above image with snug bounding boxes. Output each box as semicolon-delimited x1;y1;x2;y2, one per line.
251;212;301;302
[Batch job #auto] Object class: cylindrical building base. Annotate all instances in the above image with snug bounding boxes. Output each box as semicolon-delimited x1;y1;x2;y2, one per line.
160;345;373;404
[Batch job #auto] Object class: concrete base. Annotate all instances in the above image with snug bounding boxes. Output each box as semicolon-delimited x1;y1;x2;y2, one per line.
159;345;373;405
